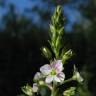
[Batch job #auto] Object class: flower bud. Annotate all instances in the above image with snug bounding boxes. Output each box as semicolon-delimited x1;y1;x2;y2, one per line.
58;27;64;35
42;47;52;60
21;84;33;96
56;5;61;14
39;81;45;85
57;5;61;11
62;49;73;64
63;87;76;96
72;65;83;83
55;37;61;49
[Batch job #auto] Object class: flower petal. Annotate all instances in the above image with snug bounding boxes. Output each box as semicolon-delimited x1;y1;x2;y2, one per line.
34;72;43;81
45;75;53;83
53;76;61;82
57;72;65;82
51;60;63;73
40;64;51;75
32;83;38;92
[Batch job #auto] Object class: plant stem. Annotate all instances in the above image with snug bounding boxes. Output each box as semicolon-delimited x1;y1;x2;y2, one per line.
51;83;56;96
63;78;73;84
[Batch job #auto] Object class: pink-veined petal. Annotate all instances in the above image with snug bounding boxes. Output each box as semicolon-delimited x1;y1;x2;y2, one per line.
40;64;51;75
51;60;63;73
45;75;53;83
57;72;65;82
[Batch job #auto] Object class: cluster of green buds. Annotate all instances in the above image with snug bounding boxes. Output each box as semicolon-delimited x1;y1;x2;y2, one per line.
20;5;83;96
49;5;65;59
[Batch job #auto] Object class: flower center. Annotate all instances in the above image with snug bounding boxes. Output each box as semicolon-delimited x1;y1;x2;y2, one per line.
51;69;56;76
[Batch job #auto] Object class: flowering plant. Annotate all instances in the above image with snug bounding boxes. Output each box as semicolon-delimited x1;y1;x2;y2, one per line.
20;5;83;96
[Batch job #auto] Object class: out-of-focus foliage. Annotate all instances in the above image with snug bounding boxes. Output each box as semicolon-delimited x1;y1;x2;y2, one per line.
72;0;96;95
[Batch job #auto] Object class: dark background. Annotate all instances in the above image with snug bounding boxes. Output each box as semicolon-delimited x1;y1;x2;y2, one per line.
0;0;96;96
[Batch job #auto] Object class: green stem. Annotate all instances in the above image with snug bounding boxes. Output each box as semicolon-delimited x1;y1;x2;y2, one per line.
63;78;73;84
56;52;59;59
51;83;56;96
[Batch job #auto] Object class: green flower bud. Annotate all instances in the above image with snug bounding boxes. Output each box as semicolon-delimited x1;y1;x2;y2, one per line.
56;36;61;50
56;5;62;14
58;27;64;35
50;24;55;34
62;49;73;64
72;65;83;83
42;47;52;60
63;87;76;96
39;81;45;85
21;84;33;96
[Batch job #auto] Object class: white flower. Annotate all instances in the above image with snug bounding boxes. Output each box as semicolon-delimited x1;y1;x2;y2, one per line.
72;65;83;83
32;83;38;92
34;72;43;81
40;60;65;83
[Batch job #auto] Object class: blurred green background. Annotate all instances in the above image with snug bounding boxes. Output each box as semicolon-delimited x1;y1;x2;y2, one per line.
0;0;96;96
